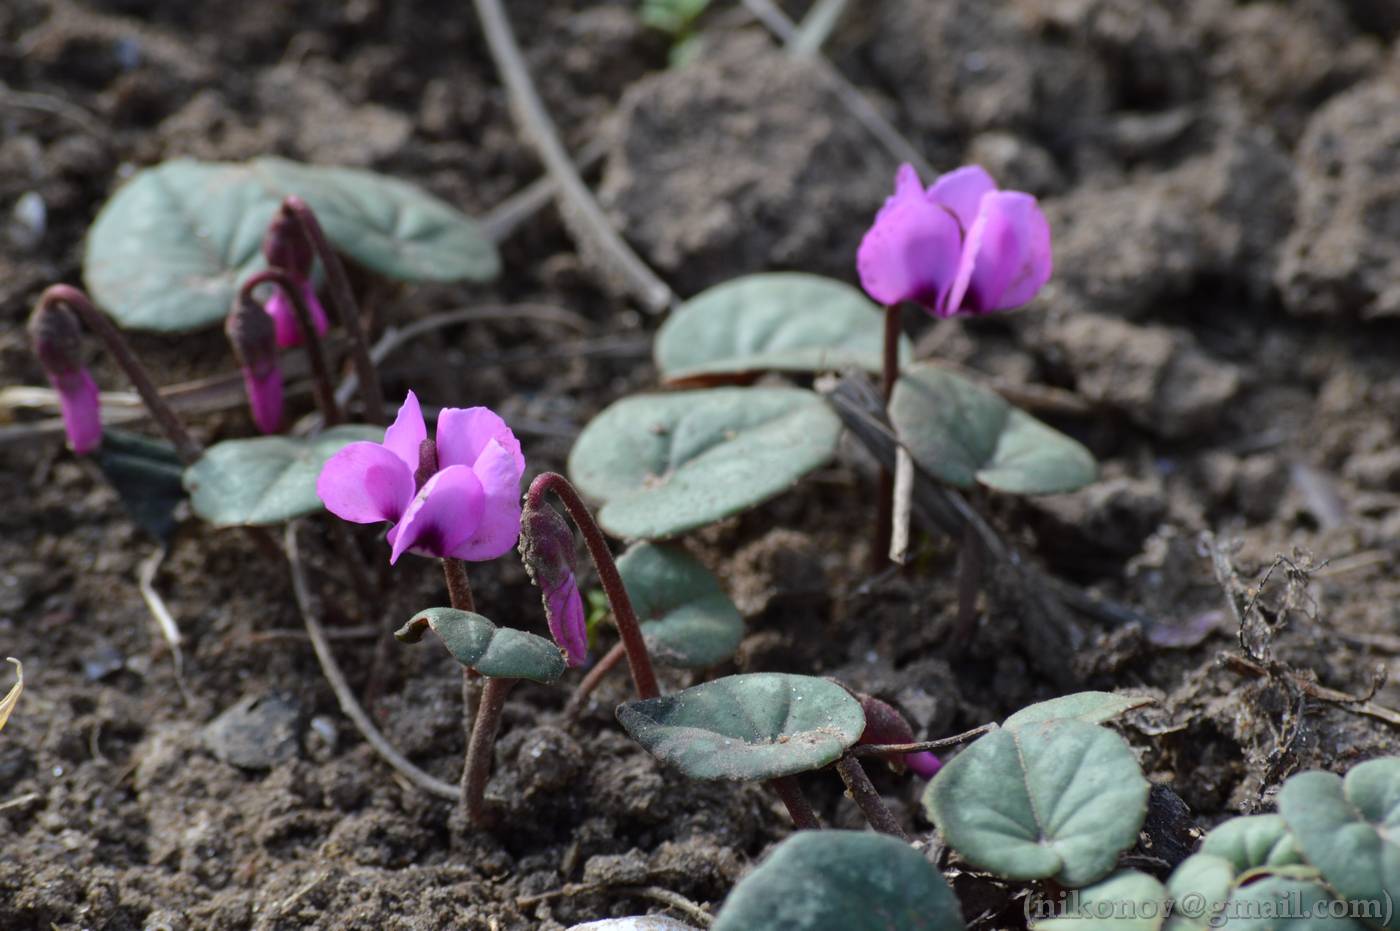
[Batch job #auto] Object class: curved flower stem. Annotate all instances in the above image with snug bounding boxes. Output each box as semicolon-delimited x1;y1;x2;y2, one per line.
767;775;821;830
242;269;342;426
37;285;202;464
835;754;909;839
442;557;476;613
873;303;901;569
562;641;627;722
281;197;386;424
462;675;515;825
526;472;659;700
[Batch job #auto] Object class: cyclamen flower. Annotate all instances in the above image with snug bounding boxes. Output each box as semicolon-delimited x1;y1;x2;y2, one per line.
519;499;588;667
855;692;942;779
317;391;525;564
27;302;101;455
226;293;283;434
261;208;329;349
857;163;1052;318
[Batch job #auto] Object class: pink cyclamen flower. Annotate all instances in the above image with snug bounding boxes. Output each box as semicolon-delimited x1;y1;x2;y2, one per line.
28;302;101;455
857;163;1052;318
520;499;588;667
226;293;283;434
317;391;525;565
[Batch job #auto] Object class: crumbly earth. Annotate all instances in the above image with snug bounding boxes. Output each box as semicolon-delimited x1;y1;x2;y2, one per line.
2;0;1399;927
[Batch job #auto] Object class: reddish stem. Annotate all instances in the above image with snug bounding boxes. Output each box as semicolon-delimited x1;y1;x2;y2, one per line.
37;285;202;464
835;754;909;839
242;269;342;426
526;472;659;700
768;775;821;830
281;197;386;424
461;674;515;824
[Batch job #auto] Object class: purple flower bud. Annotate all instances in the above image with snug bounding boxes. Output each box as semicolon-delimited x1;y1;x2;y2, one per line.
226;293;284;434
857;163;1052;318
263;206;314;280
854;692;942;779
519;499;588;667
265;281;330;350
27;302;101;455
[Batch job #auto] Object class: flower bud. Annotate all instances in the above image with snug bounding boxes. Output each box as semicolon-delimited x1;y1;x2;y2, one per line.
263;204;313;279
28;301;101;455
520;500;587;667
226;293;283;434
855;691;942;778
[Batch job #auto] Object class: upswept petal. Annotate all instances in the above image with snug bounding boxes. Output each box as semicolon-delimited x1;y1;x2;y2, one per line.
317;442;416;525
383;391;427;473
547;571;588;668
857;196;964;311
873;162;927;224
389;465;486;564
436;407;525;473
928;164;997;232
54;369;102;455
447;439;524;561
267;282;330;349
945;190;1052;315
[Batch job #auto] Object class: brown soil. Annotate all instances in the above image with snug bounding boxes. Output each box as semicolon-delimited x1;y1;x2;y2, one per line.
2;0;1399;927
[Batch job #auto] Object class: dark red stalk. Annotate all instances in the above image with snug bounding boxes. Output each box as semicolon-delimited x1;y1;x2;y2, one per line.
241;270;342;426
768;775;821;830
279;197;386;424
526;472;659;700
34;284;202;464
835;754;909;839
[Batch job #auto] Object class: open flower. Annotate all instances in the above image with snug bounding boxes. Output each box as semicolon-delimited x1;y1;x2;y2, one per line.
520;498;588;667
857;163;1052;318
317;391;525;564
28;302;101;455
226;293;283;434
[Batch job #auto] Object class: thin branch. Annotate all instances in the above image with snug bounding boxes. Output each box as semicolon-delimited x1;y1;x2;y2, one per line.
471;0;677;314
284;522;460;800
482;137;609;242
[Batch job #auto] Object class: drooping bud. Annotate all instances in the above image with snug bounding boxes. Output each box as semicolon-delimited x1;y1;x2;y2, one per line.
855;691;942;779
226;293;283;434
263;203;314;279
520;499;587;667
28;301;102;455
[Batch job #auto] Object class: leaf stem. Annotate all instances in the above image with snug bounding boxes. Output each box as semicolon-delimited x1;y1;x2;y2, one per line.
37;285;203;464
241;269;342;426
850;722;997;756
767;775;821;830
281;197;386;424
526;472;659;700
835;754;909;839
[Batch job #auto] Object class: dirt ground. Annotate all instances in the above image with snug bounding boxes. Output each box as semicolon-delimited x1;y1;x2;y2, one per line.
2;0;1400;927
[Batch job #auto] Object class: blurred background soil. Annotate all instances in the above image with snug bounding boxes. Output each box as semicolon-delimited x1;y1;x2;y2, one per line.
2;0;1399;927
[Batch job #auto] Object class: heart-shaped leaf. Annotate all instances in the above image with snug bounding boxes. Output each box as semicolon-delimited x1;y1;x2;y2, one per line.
616;673;865;781
923;719;1150;887
1278;760;1400;927
616;542;743;669
568;388;842;540
890;362;1097;495
93;429;187;542
654;273;910;384
1215;876;1368;931
712;831;965;931
1030;870;1168;931
1004;692;1155;731
183;424;381;527
85;157;500;332
395;608;565;684
1198;815;1305;874
1164;854;1236;931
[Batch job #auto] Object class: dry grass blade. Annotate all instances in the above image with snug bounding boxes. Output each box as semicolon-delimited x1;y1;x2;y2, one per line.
0;658;23;733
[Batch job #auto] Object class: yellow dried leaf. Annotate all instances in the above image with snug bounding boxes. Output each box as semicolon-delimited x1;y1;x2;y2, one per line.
0;658;22;732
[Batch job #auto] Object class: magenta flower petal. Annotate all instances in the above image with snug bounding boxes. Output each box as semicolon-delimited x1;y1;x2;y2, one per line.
266;282;330;349
548;570;588;668
436;406;525;474
317;441;416;525
927;164;996;232
241;364;283;435
857;186;964;311
905;751;943;778
383;391;427;473
446;439;524;561
388;464;486;564
53;368;102;455
946;190;1052;315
